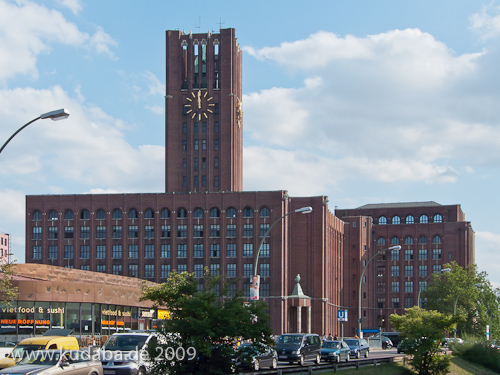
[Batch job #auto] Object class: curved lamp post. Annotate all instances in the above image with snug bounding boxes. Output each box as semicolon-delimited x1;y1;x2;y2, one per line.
417;268;451;307
453;282;482;338
251;206;313;299
358;244;401;338
0;109;70;155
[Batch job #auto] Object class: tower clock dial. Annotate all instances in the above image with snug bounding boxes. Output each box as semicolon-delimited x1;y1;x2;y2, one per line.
185;90;214;121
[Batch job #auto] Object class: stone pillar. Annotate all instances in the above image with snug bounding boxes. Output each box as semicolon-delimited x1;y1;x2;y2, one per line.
307;306;312;333
297;306;302;333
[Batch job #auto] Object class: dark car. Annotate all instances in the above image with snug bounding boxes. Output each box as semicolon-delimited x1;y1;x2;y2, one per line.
276;333;321;366
397;338;418;353
320;340;350;363
234;343;277;371
344;338;369;359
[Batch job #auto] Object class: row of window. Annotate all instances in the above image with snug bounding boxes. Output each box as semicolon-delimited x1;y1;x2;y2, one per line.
182;121;219;134
181;138;219;151
376;264;443;277
33;223;270;240
377;235;442;246
32;243;270;260
32;207;271;221
388;248;443;261
378;214;443;225
377;297;416;309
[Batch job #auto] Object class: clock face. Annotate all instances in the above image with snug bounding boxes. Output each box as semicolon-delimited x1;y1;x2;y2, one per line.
185;91;214;121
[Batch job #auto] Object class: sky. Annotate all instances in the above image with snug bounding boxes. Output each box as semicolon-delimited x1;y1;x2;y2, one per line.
1;0;500;286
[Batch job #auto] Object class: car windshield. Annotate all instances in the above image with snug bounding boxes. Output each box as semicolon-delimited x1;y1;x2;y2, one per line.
103;335;149;351
344;339;359;346
277;335;303;344
9;345;46;359
322;341;340;349
18;351;61;366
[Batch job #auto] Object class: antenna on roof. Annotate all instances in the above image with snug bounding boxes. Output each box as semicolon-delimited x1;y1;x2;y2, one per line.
196;16;201;32
217;17;225;31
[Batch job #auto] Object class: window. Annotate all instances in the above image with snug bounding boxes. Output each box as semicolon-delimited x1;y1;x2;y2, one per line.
112;209;122;220
177;208;187;218
378;216;387;225
210;225;220;237
214;139;219;150
80;210;90;220
243;264;253;277
260;243;270;258
81;265;89;271
404;236;414;245
161;264;171;278
177;225;187;238
96;226;106;239
377;266;385;277
183;176;187;187
418;249;427;260
377;237;386;245
243;224;253;237
129;264;138;277
392;216;401;224
419;281;427;292
260;207;270;217
434;214;443;223
96;209;106;220
405;297;413;308
226;207;237;218
406;215;415;224
145;264;154;278
145;245;154;258
243;207;253;218
177;244;187;258
161;244;171;258
32;210;42;221
214;176;219;187
227;263;236;277
377;282;385;293
194;208;204;218
260;224;270;237
210;243;220;257
32;246;41;259
404;249;413;260
419;265;427;276
432;248;442;259
391;266;399;277
214;121;219;133
48;246;58;259
144;226;154;238
112;245;122;258
48;210;58;220
182;140;187;151
391;282;399;293
391;237;400;245
112;264;122;275
390;249;399;261
420;215;428;224
64;245;73;259
193;225;204;238
188;244;201;260
128;209;138;219
432;235;442;244
112;226;122;239
392;297;400;309
194;264;204;278
48;227;58;239
404;265;413;277
80;245;89;259
260;263;270;277
178;264;187;273
418;236;427;244
32;226;42;240
210;264;220;276
202;139;207;150
64;210;74;220
405;281;413;293
161;225;171;238
377;298;385;308
128;226;138;238
226;224;236;237
226;243;236;257
161;208;170;219
194;140;199;150
261;283;270;297
202;122;207;133
96;245;106;259
210;207;220;218
243;243;253;257
96;265;106;273
128;245;138;258
433;264;442;273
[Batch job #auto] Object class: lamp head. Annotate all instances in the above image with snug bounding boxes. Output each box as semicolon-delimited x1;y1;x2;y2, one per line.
40;108;70;121
441;268;451;273
388;245;402;251
295;206;313;214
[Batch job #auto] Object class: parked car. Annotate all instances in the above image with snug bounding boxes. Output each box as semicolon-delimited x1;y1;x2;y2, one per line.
442;337;464;348
397;338;418;353
320;340;350;363
381;336;393;349
275;333;321;366
344;338;369;358
0;350;103;375
234;343;278;371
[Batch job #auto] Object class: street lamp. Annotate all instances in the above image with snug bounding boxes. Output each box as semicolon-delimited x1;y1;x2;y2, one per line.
250;206;313;299
0;109;70;155
358;244;401;338
417;268;451;307
453;282;482;338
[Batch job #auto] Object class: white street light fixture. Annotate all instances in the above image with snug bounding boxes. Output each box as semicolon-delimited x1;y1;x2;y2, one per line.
0;109;70;155
358;244;401;338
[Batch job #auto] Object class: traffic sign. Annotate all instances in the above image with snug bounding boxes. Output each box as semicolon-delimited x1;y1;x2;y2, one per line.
337;310;348;322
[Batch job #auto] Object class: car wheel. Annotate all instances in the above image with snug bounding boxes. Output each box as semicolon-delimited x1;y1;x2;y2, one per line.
254;359;260;371
356;351;360;359
365;350;369;358
299;354;305;366
315;353;320;364
137;368;146;375
271;357;277;369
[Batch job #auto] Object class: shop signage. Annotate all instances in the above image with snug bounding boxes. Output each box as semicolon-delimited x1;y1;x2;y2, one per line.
101;320;125;326
101;309;131;317
1;306;65;314
0;319;50;325
158;310;170;320
140;310;154;318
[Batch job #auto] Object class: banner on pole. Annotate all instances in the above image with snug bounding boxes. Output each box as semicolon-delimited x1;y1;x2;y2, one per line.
250;275;260;301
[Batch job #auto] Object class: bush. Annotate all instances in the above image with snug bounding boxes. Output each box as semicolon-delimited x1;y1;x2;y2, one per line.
453;336;500;372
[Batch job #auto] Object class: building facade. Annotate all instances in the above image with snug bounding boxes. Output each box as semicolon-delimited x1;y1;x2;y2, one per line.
0;233;8;265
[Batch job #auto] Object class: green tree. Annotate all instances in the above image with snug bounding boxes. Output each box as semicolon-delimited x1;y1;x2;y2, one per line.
0;257;18;303
422;262;500;339
391;307;459;375
141;270;273;375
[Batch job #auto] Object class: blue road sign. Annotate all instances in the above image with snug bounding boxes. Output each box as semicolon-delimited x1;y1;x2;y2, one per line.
337;310;348;322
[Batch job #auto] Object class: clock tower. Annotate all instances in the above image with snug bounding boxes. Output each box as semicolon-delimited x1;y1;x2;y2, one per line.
165;28;243;193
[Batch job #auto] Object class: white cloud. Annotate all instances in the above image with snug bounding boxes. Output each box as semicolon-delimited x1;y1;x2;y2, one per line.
56;0;83;15
0;0;117;82
470;1;500;41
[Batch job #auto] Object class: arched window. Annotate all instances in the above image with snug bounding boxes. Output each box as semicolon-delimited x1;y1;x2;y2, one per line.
418;236;427;244
96;209;106;220
260;207;270;218
161;208;170;219
194;208;204;218
406;215;415;224
210;207;220;218
64;210;74;220
432;235;442;244
378;216;387;225
112;209;122;220
32;210;42;221
420;215;428;224
404;236;414;245
177;208;187;218
391;236;400;245
377;237;386;245
80;210;90;220
226;207;237;218
128;209;138;219
48;210;58;220
144;209;154;219
392;216;401;225
243;207;253;218
434;214;443;223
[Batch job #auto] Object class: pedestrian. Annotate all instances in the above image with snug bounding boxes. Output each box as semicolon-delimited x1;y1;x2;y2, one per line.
322;333;327;341
327;333;333;340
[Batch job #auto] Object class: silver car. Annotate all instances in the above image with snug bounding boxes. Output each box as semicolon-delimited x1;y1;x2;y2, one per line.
0;350;103;375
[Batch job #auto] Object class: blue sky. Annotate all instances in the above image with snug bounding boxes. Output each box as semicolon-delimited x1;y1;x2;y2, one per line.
1;0;500;286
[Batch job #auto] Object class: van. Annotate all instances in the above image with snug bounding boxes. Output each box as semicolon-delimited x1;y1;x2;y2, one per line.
275;333;321;366
0;329;79;369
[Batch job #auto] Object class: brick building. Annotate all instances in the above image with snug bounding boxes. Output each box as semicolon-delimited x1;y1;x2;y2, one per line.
23;28;474;337
0;232;8;265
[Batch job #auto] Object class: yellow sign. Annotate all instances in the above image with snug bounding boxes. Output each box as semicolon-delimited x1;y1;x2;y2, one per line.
158;310;170;320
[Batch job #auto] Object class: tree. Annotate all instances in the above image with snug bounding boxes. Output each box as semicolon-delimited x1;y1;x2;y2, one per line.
0;258;18;304
141;270;274;375
391;307;460;375
422;262;500;339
